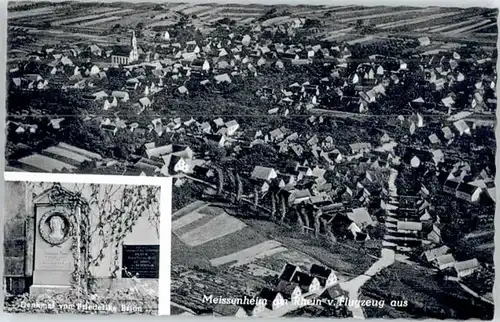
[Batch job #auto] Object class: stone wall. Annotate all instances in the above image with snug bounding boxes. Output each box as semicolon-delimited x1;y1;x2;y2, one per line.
3;182;33;294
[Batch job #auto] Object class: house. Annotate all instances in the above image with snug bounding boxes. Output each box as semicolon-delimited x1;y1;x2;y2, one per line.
101;124;118;135
418;37;431;46
253;288;285;314
453;120;470;135
279;263;301;282
443;178;460;194
455;183;482;203
213;304;248;317
309;264;338;287
214;73;231;84
454;258;480;278
275;280;302;304
139;97;152;108
291;271;321;294
111;31;139;65
320;284;348;305
206;134;225;147
442;126;454;140
347;207;374;227
396;221;422;234
224;120;239;136
349;142;372;154
199;122;211;134
291;189;312;205
163;154;190;174
251;166;277;181
112;91;130;102
269;128;285;142
422;245;450;262
435;253;456;270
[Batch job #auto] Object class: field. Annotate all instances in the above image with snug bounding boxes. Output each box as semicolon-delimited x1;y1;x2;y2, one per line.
7;3;498;50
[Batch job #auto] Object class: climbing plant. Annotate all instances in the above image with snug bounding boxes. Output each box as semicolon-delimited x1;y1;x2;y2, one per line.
25;182;161;292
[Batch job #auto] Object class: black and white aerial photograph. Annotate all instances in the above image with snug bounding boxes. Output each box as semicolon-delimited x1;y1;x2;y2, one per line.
3;179;162;314
4;0;498;319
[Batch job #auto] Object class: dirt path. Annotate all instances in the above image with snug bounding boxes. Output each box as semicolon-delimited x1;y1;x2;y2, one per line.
340;249;396;319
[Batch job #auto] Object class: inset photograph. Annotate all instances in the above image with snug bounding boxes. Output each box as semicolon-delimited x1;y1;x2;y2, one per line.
3;174;171;315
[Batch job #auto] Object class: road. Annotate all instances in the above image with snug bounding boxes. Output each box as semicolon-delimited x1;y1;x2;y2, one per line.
339;248;396;319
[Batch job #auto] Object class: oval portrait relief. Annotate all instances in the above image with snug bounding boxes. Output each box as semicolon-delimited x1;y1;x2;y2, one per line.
38;210;72;245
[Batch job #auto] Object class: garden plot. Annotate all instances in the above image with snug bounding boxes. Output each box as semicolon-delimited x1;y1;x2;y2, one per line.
246;264;280;277
417;17;482;32
172;200;207;219
94;12;155;29
205;12;263;24
261;16;293;27
181;5;214;15
177;212;247;247
322;27;355;40
465;22;497;33
51;9;133;26
290;5;356;16
172;211;207;231
444;20;493;34
340;8;428;23
9;7;55;19
210;240;286;267
78;16;122;27
377;11;462;29
240;17;257;24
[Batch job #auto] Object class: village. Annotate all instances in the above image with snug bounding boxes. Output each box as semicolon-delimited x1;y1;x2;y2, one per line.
5;2;497;319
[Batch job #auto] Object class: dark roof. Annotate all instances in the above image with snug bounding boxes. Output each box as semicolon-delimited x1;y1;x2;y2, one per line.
112;45;133;57
444;179;460;190
213;304;243;316
279;263;299;282
257;288;280;309
291;271;315;289
275;280;299;298
321;284;345;300
309;264;333;279
456;183;480;195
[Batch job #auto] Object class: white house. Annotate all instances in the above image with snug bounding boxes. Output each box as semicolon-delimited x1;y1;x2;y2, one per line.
224;120;239;136
309;264;338;288
251;166;277;181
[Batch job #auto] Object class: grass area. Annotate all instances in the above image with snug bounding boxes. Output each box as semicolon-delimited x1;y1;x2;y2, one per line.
361;262;494;320
242;218;376;277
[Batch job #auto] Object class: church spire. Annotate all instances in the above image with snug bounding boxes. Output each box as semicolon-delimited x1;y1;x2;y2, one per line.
131;30;137;50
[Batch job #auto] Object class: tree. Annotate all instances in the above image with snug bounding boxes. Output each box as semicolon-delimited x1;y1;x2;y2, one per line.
216;167;224;196
236;173;243;202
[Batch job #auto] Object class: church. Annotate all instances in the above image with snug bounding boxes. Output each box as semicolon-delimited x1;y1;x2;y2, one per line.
111;31;139;65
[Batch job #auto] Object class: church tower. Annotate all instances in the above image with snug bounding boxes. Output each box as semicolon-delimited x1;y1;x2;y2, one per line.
130;31;138;62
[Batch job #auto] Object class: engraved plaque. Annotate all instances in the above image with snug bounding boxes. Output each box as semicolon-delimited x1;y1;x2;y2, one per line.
121;245;159;279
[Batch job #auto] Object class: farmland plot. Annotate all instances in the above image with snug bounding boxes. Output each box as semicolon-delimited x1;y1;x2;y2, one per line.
471;23;497;34
377;11;462;29
94;12;158;28
417;16;483;32
261;15;294;26
51;9;133;26
172;200;207;219
181;6;214;15
177;213;247;247
339;8;428;23
172;211;207;231
210;240;285;266
444;19;492;35
290;5;357;17
332;6;407;20
9;7;55;19
78;16;122;27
